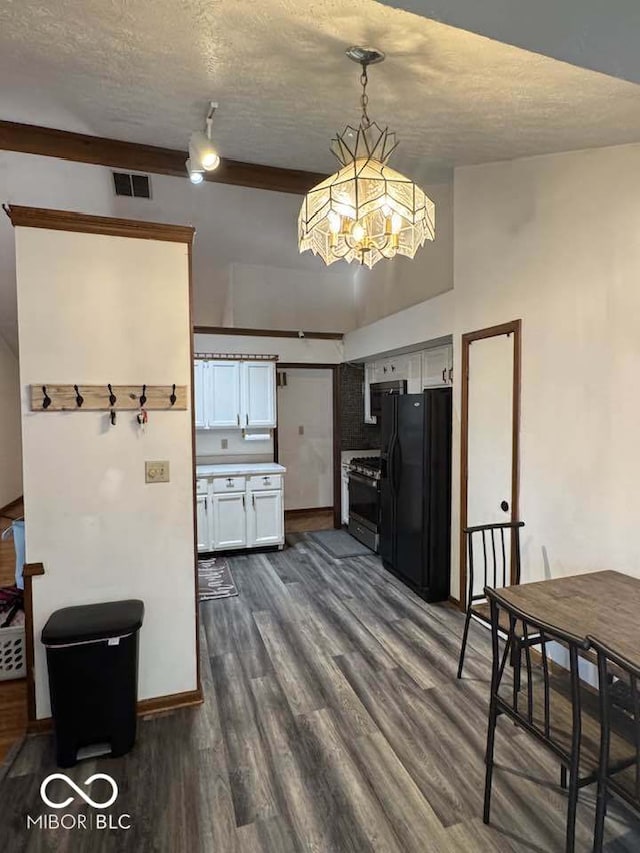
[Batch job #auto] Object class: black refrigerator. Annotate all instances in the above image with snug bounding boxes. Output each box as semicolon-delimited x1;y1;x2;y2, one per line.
379;389;452;602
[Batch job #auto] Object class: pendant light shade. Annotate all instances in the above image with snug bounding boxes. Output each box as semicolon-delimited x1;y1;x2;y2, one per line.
298;49;435;269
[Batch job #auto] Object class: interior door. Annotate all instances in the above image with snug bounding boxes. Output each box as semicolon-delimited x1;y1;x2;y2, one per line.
462;323;520;602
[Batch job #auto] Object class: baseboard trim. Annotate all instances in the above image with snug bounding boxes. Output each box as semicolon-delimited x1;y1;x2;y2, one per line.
0;495;23;519
285;506;333;517
27;687;204;734
448;595;462;610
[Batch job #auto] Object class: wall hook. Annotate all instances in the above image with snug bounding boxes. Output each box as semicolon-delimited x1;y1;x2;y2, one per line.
74;385;84;408
42;386;52;410
108;383;117;406
169;384;177;406
140;384;147;407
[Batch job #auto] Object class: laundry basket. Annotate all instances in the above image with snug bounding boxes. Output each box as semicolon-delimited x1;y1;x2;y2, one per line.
0;610;26;680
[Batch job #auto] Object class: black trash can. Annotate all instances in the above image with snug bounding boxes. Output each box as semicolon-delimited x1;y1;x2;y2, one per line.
41;599;144;768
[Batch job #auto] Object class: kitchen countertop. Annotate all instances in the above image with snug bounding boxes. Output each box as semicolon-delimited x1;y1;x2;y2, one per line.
196;462;286;477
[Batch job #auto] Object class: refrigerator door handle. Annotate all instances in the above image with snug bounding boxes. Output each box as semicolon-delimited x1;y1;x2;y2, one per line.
392;433;402;496
387;432;397;496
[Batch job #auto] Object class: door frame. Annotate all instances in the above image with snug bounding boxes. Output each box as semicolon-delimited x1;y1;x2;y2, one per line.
459;319;521;609
274;362;342;529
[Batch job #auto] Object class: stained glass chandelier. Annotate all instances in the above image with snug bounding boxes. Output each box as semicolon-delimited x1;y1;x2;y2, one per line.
298;46;435;270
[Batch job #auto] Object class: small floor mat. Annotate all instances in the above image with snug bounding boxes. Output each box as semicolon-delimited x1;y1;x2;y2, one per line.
308;529;373;559
198;557;238;600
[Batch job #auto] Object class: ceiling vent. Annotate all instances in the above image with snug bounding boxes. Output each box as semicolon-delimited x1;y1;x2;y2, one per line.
112;172;151;199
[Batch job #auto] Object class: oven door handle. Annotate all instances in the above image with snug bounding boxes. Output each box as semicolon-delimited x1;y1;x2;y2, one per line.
348;471;378;487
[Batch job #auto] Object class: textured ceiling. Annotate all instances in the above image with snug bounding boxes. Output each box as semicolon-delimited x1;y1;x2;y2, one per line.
1;1;640;175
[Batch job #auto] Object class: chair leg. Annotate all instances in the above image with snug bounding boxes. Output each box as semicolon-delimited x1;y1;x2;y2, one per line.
592;777;607;853
457;609;472;679
565;762;580;853
483;696;498;825
560;765;567;790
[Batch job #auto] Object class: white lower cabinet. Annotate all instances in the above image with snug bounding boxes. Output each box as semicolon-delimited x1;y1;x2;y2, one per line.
197;471;285;553
248;490;283;546
212;492;247;550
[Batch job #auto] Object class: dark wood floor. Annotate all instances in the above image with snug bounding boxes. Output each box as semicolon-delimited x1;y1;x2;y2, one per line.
1;534;640;851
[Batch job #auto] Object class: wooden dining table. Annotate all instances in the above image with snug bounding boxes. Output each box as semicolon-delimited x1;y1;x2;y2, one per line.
493;569;640;667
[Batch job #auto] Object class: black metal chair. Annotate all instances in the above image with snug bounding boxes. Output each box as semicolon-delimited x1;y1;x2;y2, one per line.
484;586;599;853
457;520;525;679
590;637;640;852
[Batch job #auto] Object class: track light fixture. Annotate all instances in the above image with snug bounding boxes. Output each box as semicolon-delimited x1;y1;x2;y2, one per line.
185;158;204;184
186;101;221;181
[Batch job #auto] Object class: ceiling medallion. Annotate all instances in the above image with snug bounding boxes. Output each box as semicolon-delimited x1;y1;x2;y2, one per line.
298;47;435;270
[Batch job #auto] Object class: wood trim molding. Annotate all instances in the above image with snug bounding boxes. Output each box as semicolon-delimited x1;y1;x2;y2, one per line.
459;319;522;611
274;363;342;530
284;506;333;517
23;563;45;723
27;688;204;734
194;326;344;341
0;121;325;196
4;204;195;244
0;495;23;519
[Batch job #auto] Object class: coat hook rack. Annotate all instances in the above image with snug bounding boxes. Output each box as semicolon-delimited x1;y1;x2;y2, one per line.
29;384;187;412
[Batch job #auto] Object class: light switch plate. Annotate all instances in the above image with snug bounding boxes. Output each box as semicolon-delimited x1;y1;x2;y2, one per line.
145;460;170;483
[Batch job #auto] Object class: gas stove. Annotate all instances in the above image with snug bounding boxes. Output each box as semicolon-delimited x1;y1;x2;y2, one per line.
348;456;381;481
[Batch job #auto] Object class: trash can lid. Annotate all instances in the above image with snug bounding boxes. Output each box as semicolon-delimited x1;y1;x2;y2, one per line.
41;600;144;646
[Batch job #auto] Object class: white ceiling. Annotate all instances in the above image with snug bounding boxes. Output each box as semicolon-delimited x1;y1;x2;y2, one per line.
1;0;640;176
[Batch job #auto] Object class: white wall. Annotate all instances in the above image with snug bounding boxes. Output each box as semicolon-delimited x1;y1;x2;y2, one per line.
0;333;22;506
345;140;640;597
277;369;334;510
15;226;196;718
353;180;454;327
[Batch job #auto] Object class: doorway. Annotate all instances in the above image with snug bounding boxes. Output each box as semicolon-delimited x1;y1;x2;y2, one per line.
275;364;340;533
459;320;521;606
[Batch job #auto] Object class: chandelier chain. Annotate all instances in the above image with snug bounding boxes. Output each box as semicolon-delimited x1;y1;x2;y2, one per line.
359;64;371;129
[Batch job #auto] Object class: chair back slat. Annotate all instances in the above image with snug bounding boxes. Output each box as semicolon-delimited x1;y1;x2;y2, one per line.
465;521;524;604
486;586;589;766
590;636;640;829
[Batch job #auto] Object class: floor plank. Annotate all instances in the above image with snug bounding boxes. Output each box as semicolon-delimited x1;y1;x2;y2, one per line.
1;533;640;851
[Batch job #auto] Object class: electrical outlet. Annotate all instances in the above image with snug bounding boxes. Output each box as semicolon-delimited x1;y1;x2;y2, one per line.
145;461;170;483
221;438;228;449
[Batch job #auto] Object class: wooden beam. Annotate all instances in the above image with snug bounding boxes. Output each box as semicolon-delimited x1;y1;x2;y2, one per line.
194;326;344;341
0;120;325;195
4;204;195;243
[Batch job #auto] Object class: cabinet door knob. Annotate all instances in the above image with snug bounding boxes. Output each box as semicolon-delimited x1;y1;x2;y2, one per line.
237;414;240;426
252;494;255;508
246;414;249;426
442;368;446;382
263;477;270;485
448;367;453;382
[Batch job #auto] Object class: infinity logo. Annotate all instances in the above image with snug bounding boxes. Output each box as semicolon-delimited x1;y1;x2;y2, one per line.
40;773;119;810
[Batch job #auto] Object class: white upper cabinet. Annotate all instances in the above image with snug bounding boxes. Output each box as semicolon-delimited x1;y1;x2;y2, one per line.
241;361;276;428
194;360;208;429
194;359;276;429
209;361;242;428
422;345;453;388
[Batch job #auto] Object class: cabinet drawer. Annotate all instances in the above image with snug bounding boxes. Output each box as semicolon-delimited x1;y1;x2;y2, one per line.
212;476;246;493
248;474;282;491
196;478;210;494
